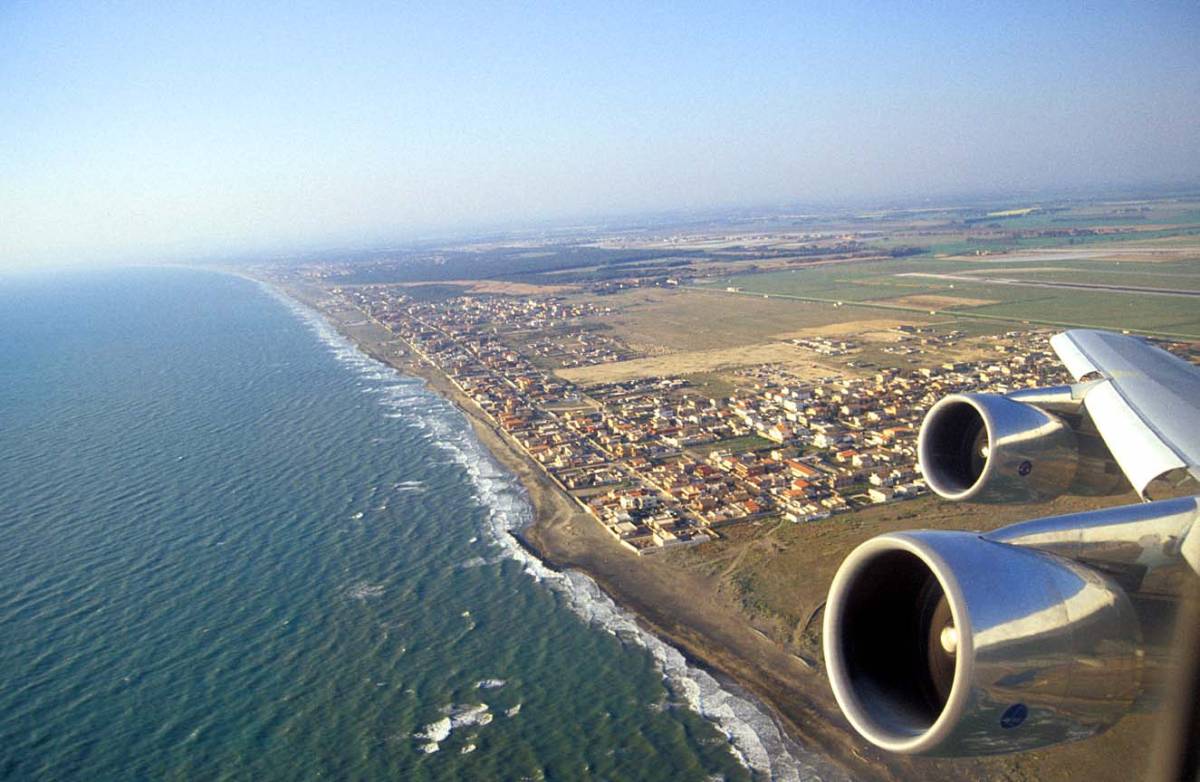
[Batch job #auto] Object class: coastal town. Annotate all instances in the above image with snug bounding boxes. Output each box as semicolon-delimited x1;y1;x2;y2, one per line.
272;199;1200;782
331;284;1083;555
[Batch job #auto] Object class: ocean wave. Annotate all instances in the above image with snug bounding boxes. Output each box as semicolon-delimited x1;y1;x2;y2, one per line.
414;703;494;754
416;412;835;780
457;553;507;571
475;678;506;690
346;581;386;600
447;702;493;729
414;716;452;744
266;281;841;782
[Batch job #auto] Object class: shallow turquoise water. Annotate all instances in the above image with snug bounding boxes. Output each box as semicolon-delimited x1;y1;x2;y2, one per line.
0;268;800;781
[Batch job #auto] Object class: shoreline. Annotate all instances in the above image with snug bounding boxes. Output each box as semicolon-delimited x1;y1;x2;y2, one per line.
259;274;905;781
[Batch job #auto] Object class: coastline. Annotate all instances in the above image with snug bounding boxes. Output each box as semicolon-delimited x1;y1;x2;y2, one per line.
261;274;907;781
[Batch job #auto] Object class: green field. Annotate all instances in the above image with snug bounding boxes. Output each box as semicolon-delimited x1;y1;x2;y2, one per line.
963;263;1200;292
687;434;772;456
714;253;1200;338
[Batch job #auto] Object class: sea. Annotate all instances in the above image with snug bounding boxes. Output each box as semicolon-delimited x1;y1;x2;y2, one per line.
0;267;832;781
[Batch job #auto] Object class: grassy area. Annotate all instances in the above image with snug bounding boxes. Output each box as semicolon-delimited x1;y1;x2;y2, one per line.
923;227;1200;256
678;371;741;399
962;201;1200;231
972;266;1200;292
587;287;923;352
714;253;1200;338
967;291;1200;335
686;433;772;457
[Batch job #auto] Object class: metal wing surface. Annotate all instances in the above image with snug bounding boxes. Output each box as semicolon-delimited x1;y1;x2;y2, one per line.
1050;329;1200;497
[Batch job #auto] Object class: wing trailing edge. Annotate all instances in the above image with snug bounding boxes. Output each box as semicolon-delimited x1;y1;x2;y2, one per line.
1051;329;1200;498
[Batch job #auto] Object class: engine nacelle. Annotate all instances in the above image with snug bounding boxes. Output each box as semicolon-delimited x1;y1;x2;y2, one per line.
919;393;1079;503
823;530;1141;755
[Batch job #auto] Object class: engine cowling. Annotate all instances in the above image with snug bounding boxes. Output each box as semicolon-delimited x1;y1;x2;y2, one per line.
823;530;1141;755
919;393;1078;503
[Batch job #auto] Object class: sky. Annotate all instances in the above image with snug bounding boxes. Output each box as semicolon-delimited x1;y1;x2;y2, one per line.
1;1;1198;266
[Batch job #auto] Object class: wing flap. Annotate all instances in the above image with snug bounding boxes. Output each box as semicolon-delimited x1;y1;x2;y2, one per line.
1051;329;1200;497
1082;381;1187;496
1049;332;1101;379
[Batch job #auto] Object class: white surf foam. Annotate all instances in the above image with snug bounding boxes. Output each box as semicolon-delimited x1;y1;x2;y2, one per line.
457;554;505;570
414;716;451;743
448;703;493;729
266;282;844;782
414;703;495;753
346;581;386;600
414;406;839;780
475;678;506;690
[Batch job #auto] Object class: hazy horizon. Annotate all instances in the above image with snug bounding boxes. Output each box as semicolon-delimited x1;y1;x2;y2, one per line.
3;1;1198;267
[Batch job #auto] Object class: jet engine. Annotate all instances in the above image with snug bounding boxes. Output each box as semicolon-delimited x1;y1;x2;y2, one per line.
917;391;1129;503
823;529;1142;756
825;330;1200;758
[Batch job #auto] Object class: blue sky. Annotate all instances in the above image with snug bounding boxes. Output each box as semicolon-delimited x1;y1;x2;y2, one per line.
1;1;1197;265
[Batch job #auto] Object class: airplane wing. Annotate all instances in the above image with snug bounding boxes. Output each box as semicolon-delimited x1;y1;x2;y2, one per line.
1050;329;1200;498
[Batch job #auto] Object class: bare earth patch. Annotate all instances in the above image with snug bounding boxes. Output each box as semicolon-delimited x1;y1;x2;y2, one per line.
555;341;843;385
884;294;998;309
584;289;922;353
772;317;922;341
396;280;581;295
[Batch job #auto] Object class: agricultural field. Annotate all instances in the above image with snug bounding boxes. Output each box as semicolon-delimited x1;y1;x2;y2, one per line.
553;287;951;386
574;287;930;352
988;267;1200;291
712;246;1200;338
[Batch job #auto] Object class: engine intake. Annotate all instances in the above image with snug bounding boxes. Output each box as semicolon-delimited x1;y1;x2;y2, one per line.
919;393;1078;503
824;531;1141;755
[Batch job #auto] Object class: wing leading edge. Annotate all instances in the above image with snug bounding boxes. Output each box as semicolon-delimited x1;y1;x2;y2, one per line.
1050;329;1200;498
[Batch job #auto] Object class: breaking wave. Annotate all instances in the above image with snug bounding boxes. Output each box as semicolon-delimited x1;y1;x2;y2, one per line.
346;581;386;600
475;678;506;690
